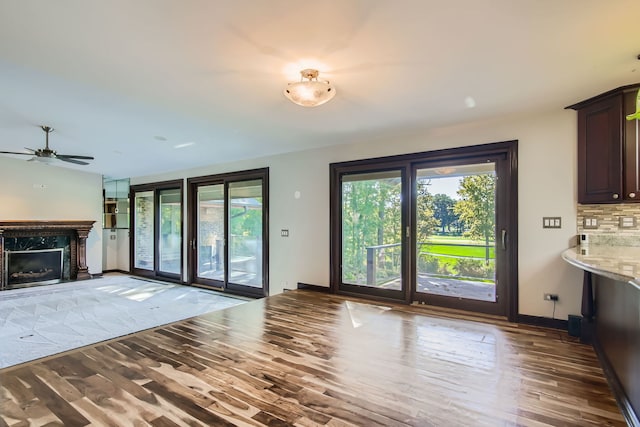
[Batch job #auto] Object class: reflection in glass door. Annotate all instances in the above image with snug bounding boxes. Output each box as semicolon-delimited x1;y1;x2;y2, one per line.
228;180;263;288
134;190;154;270
196;184;225;282
339;170;405;299
159;189;182;275
414;161;503;312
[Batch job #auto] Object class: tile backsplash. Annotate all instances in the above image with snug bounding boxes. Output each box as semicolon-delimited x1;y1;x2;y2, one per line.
577;203;640;246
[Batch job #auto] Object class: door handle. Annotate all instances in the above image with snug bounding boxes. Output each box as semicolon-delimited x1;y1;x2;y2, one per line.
501;229;507;250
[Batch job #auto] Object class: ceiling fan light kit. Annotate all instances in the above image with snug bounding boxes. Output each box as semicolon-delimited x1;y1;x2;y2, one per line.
0;125;94;166
284;69;336;107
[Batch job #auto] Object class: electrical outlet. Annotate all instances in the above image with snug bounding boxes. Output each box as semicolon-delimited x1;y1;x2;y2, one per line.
583;217;598;229
544;293;559;301
619;217;637;228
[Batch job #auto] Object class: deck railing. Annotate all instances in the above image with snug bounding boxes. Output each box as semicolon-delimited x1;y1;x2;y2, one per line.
363;241;495;286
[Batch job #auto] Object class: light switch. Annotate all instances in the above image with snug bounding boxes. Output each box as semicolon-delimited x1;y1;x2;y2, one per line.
543;217;561;229
583;217;598;229
281;229;289;237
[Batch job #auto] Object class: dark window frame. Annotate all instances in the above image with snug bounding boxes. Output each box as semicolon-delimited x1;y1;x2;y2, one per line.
129;179;184;283
187;167;269;298
330;141;518;321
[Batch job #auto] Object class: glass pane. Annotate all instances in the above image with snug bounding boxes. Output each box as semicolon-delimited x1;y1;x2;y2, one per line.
197;184;225;281
341;171;402;290
134;190;154;270
228;179;263;287
159;188;181;274
415;163;496;302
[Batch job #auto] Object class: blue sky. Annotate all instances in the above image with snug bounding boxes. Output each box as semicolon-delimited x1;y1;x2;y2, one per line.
421;176;462;199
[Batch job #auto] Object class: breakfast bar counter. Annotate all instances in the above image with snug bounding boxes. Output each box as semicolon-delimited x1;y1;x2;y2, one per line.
562;245;640;289
562;244;640;425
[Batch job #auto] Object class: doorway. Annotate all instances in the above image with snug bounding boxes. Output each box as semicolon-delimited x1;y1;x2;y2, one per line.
130;180;183;282
187;168;269;298
330;142;517;319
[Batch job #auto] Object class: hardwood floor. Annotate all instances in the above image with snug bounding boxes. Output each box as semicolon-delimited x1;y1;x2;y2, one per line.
0;290;626;426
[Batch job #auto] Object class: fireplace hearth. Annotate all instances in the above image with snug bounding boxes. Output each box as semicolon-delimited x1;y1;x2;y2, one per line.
0;220;95;290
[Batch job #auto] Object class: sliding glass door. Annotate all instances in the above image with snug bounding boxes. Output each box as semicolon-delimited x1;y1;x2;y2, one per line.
133;190;154;271
228;179;264;288
339;169;407;300
412;159;506;315
188;168;268;297
131;180;183;281
331;142;517;319
158;188;182;275
196;184;225;282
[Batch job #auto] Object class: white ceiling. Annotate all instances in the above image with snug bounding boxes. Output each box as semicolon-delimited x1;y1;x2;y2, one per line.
0;0;639;179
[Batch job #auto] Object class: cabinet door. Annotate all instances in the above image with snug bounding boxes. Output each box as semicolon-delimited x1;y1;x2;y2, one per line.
577;95;623;203
623;89;640;201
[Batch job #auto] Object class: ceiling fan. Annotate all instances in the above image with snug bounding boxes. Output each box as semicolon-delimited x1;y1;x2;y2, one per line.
0;126;94;165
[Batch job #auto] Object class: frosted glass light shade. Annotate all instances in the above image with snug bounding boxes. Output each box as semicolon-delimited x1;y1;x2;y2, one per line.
284;69;336;107
30;156;56;164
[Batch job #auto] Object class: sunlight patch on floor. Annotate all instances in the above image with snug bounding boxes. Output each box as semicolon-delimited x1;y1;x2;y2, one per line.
0;275;247;368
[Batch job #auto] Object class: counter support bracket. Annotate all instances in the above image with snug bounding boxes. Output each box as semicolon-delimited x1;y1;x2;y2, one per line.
580;271;594;344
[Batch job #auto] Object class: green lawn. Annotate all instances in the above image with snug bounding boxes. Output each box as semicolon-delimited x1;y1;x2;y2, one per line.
424;235;490;245
420;244;495;259
417;235;495;280
420;235;495;260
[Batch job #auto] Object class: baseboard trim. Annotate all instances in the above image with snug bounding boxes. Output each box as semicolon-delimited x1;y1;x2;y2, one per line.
516;314;568;330
102;269;130;275
297;282;330;293
593;336;640;427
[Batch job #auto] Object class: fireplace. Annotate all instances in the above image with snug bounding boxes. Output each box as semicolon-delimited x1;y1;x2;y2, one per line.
0;220;94;291
5;248;64;289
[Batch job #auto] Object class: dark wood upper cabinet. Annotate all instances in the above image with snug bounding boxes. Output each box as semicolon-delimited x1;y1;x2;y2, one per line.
567;83;640;204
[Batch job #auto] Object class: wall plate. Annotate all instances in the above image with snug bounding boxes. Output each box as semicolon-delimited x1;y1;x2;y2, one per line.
543;217;561;229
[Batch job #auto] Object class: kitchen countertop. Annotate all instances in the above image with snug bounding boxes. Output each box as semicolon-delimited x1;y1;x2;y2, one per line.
562;245;640;290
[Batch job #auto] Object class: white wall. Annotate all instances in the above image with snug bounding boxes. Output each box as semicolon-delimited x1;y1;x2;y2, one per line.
132;108;584;320
102;228;129;271
0;157;103;275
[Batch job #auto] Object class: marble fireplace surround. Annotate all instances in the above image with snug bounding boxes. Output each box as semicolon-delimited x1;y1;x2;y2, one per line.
0;220;95;290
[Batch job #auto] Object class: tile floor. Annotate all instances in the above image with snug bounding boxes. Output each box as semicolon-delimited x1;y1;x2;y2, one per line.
0;274;247;368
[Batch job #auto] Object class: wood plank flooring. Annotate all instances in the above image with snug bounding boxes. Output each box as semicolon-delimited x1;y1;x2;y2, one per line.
0;290;626;426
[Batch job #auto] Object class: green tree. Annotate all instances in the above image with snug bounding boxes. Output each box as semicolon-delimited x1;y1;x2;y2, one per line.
454;174;496;262
341;177;401;283
230;204;262;237
432;193;457;234
416;183;440;243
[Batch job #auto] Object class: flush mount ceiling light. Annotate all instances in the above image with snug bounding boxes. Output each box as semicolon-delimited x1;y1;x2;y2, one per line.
284;69;336;107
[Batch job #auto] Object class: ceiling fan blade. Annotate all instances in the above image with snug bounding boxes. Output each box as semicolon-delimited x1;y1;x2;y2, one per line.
56;156;90;165
7;126;95;166
57;154;95;160
0;150;32;156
